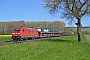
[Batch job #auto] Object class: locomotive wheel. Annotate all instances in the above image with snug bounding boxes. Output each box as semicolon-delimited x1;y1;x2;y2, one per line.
13;39;16;42
31;37;35;40
13;39;18;43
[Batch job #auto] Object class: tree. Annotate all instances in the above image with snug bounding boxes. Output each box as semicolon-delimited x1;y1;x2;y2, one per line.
42;0;90;42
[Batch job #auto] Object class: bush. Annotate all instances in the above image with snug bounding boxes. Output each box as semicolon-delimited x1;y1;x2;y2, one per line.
83;31;90;35
2;32;11;35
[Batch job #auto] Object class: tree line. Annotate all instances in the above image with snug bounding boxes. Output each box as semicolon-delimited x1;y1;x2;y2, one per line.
0;21;71;35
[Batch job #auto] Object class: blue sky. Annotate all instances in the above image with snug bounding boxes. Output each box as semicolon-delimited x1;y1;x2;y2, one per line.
0;0;90;27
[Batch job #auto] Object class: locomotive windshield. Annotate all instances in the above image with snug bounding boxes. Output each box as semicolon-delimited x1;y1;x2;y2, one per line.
13;28;20;32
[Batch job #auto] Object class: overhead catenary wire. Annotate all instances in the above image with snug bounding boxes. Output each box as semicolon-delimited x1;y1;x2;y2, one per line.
2;4;29;16
0;3;32;20
0;9;30;20
0;14;13;19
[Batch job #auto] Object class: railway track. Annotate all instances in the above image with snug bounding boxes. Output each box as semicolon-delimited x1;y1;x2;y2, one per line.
0;37;54;46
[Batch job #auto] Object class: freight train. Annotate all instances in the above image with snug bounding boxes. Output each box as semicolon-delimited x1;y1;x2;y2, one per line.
12;26;72;42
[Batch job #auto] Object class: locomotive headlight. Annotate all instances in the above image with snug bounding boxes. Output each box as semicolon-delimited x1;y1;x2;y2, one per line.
12;33;15;34
18;33;20;34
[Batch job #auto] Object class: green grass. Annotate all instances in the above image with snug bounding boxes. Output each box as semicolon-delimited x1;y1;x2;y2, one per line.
0;35;12;42
0;35;11;36
0;35;90;60
84;35;90;44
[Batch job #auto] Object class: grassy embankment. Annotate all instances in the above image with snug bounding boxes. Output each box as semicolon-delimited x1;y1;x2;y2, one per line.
0;35;12;42
0;35;90;60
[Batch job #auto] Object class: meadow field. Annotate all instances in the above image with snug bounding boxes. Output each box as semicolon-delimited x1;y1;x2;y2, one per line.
0;35;12;42
0;35;90;60
85;35;90;44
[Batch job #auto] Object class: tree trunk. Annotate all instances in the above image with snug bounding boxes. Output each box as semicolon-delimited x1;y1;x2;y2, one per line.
77;19;82;42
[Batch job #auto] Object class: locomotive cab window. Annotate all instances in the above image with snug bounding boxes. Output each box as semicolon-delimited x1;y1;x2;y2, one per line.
14;29;20;32
23;29;24;32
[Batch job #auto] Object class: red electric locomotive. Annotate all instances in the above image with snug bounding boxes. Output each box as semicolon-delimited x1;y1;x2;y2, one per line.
12;26;64;42
12;26;39;42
